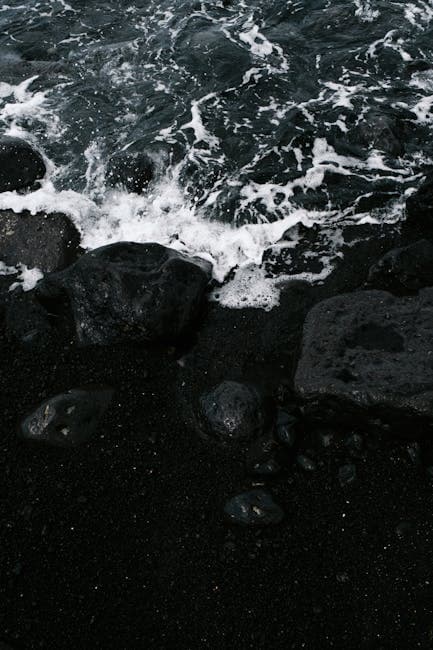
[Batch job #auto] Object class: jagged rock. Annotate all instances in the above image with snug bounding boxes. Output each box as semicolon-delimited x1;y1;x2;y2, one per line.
37;242;212;346
106;151;154;194
0;136;46;192
20;387;114;447
295;289;433;434
199;381;265;444
367;239;433;293
224;489;284;526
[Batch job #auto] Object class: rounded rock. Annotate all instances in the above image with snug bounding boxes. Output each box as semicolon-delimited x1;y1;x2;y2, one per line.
224;489;284;526
0;136;46;193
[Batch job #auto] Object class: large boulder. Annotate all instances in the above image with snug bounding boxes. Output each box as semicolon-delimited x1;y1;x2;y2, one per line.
406;171;433;229
20;387;114;448
367;239;433;293
198;380;266;444
0;209;80;272
106;151;154;194
295;289;433;434
0;136;46;192
37;242;212;346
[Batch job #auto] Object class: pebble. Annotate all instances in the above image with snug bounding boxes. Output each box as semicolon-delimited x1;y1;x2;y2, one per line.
224;489;284;526
338;464;356;487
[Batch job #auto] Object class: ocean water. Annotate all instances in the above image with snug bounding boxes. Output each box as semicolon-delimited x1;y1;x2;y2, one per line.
0;0;432;308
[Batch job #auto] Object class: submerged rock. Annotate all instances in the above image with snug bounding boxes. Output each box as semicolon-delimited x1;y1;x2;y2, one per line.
199;381;265;444
224;489;284;526
106;151;154;194
246;435;282;476
295;289;433;434
37;242;212;346
0;210;80;272
406;171;433;229
356;111;404;157
367;239;433;293
0;136;46;192
20;387;114;447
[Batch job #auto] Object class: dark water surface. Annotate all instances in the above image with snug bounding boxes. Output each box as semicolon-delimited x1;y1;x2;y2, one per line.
0;0;433;305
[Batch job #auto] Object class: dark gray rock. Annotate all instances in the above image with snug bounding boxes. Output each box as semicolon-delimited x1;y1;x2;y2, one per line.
0;136;46;192
0;210;80;272
224;489;284;526
338;464;357;486
199;381;265;444
296;454;316;472
106;151;154;194
37;242;212;346
367;239;433;293
20;387;114;447
406;171;433;229
294;289;433;433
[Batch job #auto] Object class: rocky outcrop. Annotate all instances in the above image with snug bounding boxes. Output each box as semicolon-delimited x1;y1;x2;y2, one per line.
295;289;433;434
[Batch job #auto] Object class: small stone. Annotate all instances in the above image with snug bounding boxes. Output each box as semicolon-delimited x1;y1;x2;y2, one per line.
407;442;421;465
275;409;297;447
200;381;265;444
224;489;284;526
395;521;413;539
344;433;364;458
20;387;114;448
297;454;316;472
338;464;356;487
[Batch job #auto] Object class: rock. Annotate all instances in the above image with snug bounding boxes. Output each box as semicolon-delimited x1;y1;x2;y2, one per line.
296;454;316;472
0;210;80;272
224;489;284;526
367;240;433;293
199;381;265;444
0;136;46;192
275;408;297;447
246;436;282;476
20;387;114;447
294;289;433;434
106;151;154;194
37;242;212;346
406;171;433;229
5;289;53;346
338;464;356;486
344;433;364;458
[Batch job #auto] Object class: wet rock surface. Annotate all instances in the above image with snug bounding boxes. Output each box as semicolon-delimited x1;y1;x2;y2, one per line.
0;210;80;273
20;387;114;447
406;170;433;230
367;239;433;293
0;136;46;193
199;381;266;444
106;150;155;194
295;288;433;432
38;242;212;346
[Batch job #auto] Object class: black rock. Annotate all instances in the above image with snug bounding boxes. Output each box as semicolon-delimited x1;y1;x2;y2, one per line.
406;171;433;229
0;136;46;193
367;240;433;293
344;433;364;458
199;381;265;444
296;454;316;472
294;289;433;434
246;436;282;476
20;387;114;447
5;289;53;346
0;210;80;272
275;408;297;447
37;242;212;346
338;464;356;487
106;151;155;194
224;489;284;526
